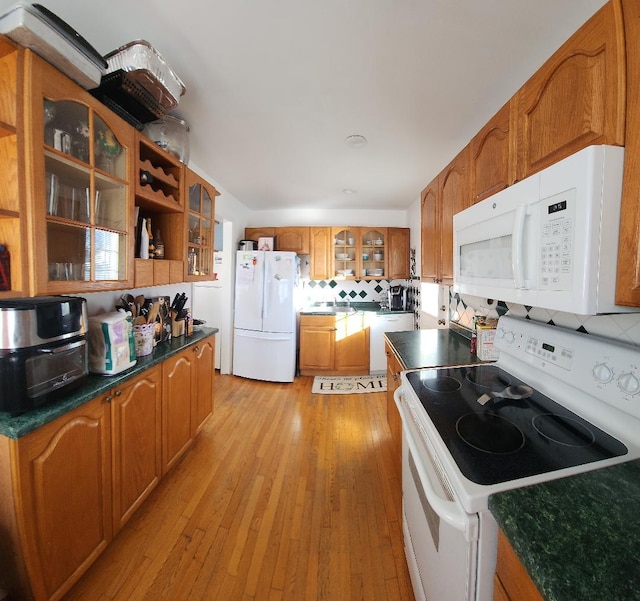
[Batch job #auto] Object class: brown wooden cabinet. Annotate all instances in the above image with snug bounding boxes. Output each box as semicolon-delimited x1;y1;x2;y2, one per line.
515;1;625;181
183;167;219;281
421;146;471;283
7;394;112;601
275;226;310;253
616;0;640;306
494;529;545;601
0;335;215;601
299;313;369;375
25;50;135;295
0;37;27;298
310;226;332;279
471;99;516;204
420;177;439;281
162;336;215;472
387;227;410;279
245;226;310;253
162;348;194;473
191;337;216;437
111;366;162;534
385;340;403;473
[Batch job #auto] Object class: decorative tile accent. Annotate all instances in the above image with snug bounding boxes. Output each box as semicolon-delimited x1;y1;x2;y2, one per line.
449;290;640;347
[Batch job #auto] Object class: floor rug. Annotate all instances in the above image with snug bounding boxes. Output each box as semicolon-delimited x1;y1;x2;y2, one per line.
312;375;387;394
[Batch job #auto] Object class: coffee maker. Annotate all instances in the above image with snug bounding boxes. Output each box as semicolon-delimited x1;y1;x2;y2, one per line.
387;285;407;311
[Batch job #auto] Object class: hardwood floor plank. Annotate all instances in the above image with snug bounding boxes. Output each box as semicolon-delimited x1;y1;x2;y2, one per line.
62;374;414;601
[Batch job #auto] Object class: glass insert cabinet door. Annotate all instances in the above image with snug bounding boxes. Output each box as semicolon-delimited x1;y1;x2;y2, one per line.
361;229;386;278
185;168;218;280
40;97;131;290
333;228;357;278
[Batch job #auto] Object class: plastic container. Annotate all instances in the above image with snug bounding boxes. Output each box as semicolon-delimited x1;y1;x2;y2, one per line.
143;116;190;164
0;1;106;89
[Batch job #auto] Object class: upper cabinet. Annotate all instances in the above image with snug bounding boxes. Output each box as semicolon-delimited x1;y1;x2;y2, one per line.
616;0;640;306
244;226;310;253
310;226;332;279
422;147;471;283
387;228;410;280
0;37;26;298
25;51;135;294
516;1;625;180
182;167;218;281
470;99;516;204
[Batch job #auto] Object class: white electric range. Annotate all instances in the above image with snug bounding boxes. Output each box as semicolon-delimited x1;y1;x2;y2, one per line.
395;315;640;601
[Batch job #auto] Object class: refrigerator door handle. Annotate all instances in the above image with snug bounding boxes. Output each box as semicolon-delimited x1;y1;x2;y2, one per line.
263;255;270;321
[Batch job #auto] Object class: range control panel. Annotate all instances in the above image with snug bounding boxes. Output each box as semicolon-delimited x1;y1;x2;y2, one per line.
495;316;640;421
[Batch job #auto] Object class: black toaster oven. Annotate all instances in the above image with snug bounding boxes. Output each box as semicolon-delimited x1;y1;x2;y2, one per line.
0;296;88;414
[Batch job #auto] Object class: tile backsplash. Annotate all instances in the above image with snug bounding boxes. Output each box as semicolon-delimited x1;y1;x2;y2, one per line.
449;289;640;347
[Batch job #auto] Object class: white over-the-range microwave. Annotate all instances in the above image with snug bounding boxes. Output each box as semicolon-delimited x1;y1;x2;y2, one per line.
453;144;638;315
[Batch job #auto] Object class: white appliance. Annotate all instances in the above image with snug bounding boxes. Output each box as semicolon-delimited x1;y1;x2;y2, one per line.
395;315;640;601
233;250;297;382
453;144;636;315
369;312;414;374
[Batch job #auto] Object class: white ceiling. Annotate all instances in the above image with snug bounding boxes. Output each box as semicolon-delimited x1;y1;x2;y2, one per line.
8;0;609;210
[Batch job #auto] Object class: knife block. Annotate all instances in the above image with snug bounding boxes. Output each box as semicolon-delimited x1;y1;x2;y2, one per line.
171;308;192;337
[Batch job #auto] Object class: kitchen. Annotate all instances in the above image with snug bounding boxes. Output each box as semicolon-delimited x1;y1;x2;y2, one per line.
2;0;640;600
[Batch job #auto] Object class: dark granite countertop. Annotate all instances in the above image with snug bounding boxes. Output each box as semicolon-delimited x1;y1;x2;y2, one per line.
299;302;413;316
0;327;218;440
384;326;487;370
489;460;640;601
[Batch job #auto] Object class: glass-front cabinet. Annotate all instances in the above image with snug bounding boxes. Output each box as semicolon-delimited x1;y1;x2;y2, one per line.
332;227;358;279
184;167;219;281
331;227;387;279
28;52;133;293
360;228;386;279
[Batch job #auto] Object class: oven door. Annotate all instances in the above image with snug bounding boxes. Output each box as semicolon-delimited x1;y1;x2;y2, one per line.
395;388;479;601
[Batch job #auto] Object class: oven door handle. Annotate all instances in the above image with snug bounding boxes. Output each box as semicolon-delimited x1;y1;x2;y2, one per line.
394;387;475;539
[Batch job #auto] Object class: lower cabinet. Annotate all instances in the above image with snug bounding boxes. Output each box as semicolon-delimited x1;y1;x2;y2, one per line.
111;366;162;534
385;340;403;472
162;337;215;474
0;335;215;601
299;313;369;375
494;529;544;601
6;394;113;601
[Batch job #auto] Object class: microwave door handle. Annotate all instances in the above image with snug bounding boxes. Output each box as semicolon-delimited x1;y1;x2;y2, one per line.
512;204;528;289
394;388;475;540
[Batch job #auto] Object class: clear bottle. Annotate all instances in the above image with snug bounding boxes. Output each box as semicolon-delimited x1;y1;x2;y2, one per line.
147;217;155;259
188;248;198;275
154;229;165;260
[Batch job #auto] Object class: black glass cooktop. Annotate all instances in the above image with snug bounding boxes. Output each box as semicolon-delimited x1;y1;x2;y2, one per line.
406;365;628;485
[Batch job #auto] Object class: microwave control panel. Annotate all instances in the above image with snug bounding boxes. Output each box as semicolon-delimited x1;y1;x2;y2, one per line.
539;188;575;290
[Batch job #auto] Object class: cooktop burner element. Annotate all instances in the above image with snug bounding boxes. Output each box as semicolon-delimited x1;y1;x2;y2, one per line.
406;365;628;485
465;365;511;390
532;413;596;447
456;413;525;454
420;373;462;393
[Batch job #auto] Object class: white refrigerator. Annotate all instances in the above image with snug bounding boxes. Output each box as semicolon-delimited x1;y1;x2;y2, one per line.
233;251;297;382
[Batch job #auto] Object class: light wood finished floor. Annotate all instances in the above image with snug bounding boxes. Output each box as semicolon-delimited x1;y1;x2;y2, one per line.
62;374;414;601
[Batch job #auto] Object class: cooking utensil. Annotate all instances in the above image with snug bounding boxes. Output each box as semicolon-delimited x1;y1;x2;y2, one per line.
147;301;160;324
134;294;145;317
477;385;533;406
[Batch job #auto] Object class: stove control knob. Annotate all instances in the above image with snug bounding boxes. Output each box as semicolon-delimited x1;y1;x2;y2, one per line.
592;363;614;384
618;372;640;396
505;331;515;344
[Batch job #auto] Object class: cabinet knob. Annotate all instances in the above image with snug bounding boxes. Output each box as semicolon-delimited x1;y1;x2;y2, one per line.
115;390;122;397
193;345;199;352
105;395;112;403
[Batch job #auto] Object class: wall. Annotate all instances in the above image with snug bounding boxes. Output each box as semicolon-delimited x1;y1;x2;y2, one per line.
449;291;640;347
246;207;409;228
